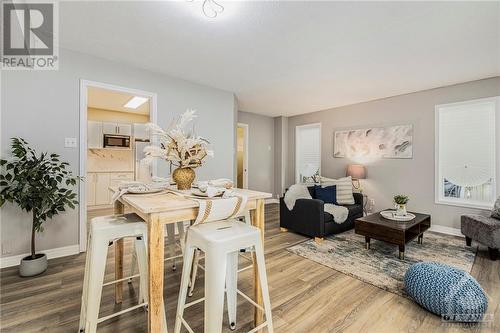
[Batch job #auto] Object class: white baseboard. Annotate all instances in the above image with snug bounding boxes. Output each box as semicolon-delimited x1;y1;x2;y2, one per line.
429;225;463;237
265;198;279;204
0;244;80;269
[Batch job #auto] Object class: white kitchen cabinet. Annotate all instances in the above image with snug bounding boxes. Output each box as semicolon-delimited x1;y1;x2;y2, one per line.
87;172;133;209
87;121;103;149
86;173;97;206
133;123;149;140
117;123;132;136
95;173;111;205
102;122;117;135
102;122;132;136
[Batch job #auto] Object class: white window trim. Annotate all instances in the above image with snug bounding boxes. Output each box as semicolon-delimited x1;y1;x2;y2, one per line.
295;123;322;184
434;97;498;210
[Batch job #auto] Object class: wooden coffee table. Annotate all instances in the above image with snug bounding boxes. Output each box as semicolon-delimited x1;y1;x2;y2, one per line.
355;211;431;260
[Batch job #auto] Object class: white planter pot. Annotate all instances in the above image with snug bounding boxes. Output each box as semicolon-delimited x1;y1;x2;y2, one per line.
19;253;48;277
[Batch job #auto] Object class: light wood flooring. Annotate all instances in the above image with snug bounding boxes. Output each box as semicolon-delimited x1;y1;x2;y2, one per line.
1;204;498;332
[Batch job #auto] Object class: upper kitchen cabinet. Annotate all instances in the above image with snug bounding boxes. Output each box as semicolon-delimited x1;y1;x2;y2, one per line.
133;123;149;140
87;121;103;149
102;122;132;135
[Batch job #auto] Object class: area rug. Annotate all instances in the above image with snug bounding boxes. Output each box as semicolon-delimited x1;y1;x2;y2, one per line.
287;231;477;297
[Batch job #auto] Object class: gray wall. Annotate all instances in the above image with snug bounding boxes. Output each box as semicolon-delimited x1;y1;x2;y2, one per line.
238;111;275;196
1;48;236;258
287;77;500;230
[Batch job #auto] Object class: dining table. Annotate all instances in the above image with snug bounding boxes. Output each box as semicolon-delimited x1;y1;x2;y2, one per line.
109;186;272;333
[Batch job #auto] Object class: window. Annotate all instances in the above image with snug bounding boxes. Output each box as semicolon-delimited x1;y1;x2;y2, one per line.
296;123;321;183
435;97;498;209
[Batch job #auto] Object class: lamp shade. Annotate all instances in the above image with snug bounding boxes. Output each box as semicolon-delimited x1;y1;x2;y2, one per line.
346;164;366;180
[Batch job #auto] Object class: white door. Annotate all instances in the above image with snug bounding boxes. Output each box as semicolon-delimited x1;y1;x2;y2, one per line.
295;123;321;183
95;173;111;205
86;173;96;206
87;121;103;149
102;122;117;135
117;123;132;136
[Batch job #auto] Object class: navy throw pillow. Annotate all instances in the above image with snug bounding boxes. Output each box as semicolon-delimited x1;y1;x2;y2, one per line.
314;185;337;204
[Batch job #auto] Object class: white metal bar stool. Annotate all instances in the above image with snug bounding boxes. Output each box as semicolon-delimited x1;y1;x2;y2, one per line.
174;197;273;333
79;214;167;333
129;221;187;281
188;211;252;297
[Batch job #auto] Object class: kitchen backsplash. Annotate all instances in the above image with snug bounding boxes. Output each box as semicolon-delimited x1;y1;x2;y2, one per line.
87;149;134;172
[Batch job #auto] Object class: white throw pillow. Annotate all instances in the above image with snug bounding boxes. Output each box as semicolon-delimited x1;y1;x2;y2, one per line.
321;176;355;205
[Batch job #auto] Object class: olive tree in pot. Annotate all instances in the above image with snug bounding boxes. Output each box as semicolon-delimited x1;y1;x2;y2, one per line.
0;138;79;277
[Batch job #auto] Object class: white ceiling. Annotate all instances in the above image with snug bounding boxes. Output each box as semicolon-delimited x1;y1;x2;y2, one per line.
87;86;150;115
60;1;500;117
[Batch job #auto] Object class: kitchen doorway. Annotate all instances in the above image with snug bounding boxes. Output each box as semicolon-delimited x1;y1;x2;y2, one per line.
79;80;157;252
236;123;249;189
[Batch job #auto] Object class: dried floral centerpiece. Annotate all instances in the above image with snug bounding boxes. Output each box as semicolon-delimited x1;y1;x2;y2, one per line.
144;110;213;190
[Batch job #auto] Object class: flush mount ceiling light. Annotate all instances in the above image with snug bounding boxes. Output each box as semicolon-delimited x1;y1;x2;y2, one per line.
124;96;148;109
187;0;224;18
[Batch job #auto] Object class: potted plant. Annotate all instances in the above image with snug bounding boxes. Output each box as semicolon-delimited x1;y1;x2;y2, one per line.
0;138;79;277
394;194;409;216
144;109;214;190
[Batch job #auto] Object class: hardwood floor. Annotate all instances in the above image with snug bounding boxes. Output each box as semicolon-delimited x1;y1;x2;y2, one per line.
1;204;498;332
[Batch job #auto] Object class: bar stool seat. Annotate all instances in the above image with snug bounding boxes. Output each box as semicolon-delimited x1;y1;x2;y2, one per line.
174;218;273;333
79;214;167;333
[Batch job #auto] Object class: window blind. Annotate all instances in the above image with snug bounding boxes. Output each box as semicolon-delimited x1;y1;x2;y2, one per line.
437;98;497;205
296;124;321;183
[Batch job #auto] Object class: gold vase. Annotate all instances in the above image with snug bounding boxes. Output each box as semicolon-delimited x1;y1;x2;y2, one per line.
172;167;196;190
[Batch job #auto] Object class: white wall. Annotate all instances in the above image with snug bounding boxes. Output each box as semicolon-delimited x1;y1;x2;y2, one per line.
237;111;275;196
1;48;236;258
286;77;500;230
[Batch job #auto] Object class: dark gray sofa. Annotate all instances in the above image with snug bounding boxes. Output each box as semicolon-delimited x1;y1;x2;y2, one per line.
280;186;363;240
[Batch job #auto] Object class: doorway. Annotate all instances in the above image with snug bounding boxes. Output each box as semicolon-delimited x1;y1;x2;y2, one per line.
79;80;157;252
236;123;249;189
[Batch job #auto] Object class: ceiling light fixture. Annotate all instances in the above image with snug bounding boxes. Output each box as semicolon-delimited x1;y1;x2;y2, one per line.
202;0;224;18
124;96;148;109
187;0;224;18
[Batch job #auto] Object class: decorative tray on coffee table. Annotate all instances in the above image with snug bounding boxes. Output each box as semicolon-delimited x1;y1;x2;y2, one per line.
380;210;416;222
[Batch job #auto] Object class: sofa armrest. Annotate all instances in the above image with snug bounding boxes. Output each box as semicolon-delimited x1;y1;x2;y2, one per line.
280;198;326;237
353;192;364;206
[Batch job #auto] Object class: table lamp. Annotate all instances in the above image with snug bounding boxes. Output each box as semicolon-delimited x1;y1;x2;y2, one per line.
346;164;366;191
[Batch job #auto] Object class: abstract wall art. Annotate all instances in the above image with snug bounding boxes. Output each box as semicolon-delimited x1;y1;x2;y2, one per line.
334;124;413;159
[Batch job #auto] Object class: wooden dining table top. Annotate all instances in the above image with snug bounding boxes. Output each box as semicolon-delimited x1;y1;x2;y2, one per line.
109;186;272;214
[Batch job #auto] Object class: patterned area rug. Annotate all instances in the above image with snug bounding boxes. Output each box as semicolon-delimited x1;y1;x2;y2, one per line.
287;231;477;297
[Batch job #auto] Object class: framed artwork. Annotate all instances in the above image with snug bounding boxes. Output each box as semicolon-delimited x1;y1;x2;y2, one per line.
334;124;413;159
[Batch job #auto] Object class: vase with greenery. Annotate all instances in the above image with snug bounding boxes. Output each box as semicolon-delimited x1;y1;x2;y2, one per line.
393;194;409;216
0;138;79;276
144;109;214;190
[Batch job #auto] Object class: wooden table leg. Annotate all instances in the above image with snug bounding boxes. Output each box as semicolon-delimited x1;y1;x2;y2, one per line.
365;236;371;250
252;199;265;329
148;214;165;333
399;245;405;260
114;200;125;304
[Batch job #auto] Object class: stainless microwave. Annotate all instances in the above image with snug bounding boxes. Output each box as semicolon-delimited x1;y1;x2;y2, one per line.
103;134;131;149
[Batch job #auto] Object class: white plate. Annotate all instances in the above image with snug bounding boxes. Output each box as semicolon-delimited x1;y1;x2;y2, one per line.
190;189;223;198
380;210;416;222
128;188;164;194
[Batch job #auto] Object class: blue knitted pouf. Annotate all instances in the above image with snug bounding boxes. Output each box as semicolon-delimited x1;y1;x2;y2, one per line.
404;262;488;322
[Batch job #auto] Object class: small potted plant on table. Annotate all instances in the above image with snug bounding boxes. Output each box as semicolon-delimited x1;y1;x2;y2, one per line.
394;194;409;216
0;138;79;277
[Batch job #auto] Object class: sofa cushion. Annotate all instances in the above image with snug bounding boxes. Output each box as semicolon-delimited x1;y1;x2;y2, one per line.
324;212;334;223
344;204;363;218
314;185;337;204
491;197;500;220
321;176;355;205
